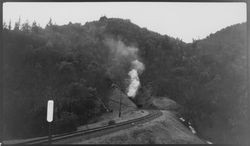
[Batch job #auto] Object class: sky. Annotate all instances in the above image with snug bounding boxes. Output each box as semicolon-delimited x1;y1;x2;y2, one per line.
3;2;247;43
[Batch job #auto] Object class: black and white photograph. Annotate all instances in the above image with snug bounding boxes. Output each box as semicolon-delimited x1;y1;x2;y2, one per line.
1;1;248;145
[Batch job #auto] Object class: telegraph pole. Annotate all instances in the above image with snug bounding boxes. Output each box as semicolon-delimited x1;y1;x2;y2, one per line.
118;96;122;117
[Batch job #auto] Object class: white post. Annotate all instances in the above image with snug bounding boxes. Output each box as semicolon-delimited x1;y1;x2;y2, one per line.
47;100;54;122
47;100;54;144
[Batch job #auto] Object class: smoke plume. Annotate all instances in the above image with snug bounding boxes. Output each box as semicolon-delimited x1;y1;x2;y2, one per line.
104;38;145;98
131;60;145;74
105;38;138;61
127;59;145;98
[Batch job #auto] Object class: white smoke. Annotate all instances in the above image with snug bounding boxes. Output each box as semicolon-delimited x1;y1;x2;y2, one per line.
131;60;145;74
105;38;138;61
127;60;145;98
104;38;145;98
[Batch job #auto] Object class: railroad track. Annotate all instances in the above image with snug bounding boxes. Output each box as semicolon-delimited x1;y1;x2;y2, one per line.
12;110;162;144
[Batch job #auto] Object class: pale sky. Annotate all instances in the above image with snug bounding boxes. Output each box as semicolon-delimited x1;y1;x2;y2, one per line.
3;2;247;43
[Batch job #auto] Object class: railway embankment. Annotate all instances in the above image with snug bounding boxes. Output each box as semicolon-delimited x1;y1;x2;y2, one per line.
75;97;205;144
75;110;204;144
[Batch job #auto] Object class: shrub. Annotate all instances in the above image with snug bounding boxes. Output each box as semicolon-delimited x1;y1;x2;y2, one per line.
53;112;79;134
108;120;116;125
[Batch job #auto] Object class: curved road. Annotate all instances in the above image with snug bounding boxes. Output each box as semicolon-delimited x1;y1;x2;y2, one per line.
7;110;162;144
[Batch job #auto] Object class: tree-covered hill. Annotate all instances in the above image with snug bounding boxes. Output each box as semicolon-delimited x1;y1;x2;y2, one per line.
3;17;248;144
189;23;248;144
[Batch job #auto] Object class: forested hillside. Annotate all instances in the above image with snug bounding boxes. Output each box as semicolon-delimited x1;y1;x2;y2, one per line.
189;23;248;144
3;17;248;144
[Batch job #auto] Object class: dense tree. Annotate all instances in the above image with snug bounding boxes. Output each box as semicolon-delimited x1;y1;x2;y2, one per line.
3;18;248;144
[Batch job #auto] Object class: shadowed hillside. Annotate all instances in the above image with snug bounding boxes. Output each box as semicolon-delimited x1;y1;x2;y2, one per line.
3;17;248;144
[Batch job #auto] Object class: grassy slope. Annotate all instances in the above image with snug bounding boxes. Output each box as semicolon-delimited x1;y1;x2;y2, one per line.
74;98;204;144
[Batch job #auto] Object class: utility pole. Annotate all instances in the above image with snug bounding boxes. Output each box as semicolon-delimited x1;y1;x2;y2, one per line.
111;83;123;117
118;96;122;117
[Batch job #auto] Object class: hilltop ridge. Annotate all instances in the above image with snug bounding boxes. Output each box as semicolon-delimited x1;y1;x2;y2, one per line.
3;17;248;144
